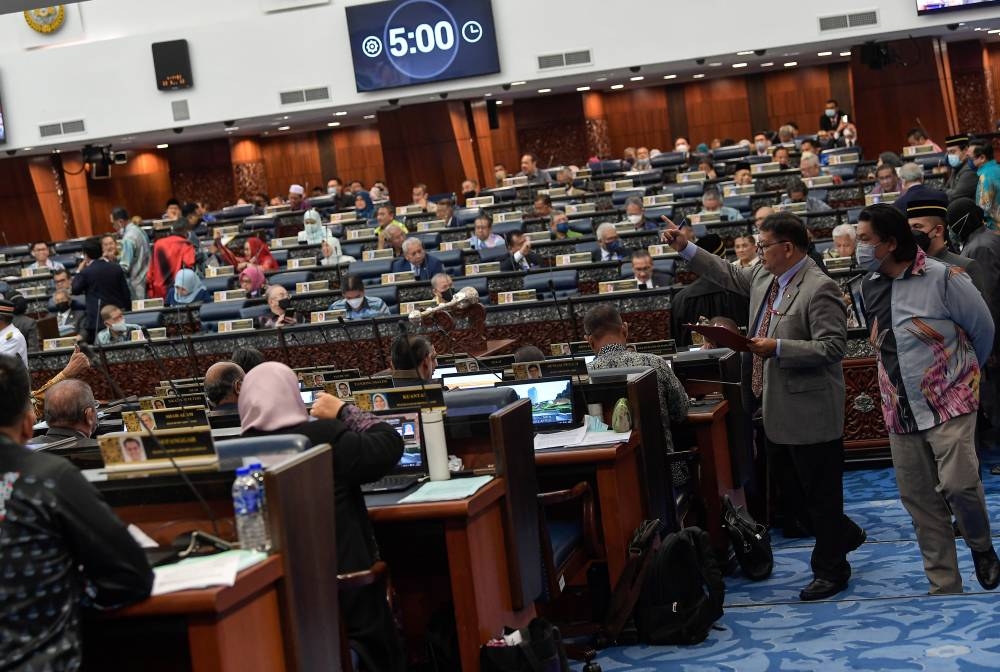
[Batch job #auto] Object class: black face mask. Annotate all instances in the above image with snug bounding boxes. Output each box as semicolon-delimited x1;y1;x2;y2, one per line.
912;230;931;253
55;301;70;313
440;288;455;302
463;190;476;200
278;297;292;311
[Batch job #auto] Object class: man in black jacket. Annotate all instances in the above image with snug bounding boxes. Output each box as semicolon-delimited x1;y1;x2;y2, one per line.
500;231;545;271
0;354;153;670
72;237;131;343
945;134;978;202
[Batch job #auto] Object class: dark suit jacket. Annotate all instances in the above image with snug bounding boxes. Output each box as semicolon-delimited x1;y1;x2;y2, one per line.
819;109;850;132
500;250;545;272
29;426;102;469
946;161;978;202
72;258;131;341
591;248;625;263
634;270;674;290
389;254;445;281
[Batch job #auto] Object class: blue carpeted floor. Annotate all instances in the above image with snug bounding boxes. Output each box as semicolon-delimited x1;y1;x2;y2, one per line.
592;457;1000;670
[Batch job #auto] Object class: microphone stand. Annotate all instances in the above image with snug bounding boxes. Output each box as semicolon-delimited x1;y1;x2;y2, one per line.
140;327;185;402
430;323;504;381
83;341;127;401
548;279;586;373
337;316;377;383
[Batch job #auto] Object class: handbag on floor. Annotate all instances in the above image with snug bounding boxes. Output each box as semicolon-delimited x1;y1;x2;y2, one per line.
721;494;773;581
480;618;571;672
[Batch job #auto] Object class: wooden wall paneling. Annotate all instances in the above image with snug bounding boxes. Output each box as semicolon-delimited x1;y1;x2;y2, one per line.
763;66;832;134
330;125;386;189
851;37;954;158
2;157;51;244
581;91;611;159
469;100;495;189
512;93;588;168
168;138;235;211
377;102;469;196
684;78;752;145
448;101;479;188
28;156;73;242
988;43;1000;131
828;62;854;120
601;88;670;157
315;129;338;186
948;39;996;134
488;105;519;184
746;74;769;136
231;138;268;200
666;85;688;145
259;133;324;198
86;150;173;227
61;153;93;237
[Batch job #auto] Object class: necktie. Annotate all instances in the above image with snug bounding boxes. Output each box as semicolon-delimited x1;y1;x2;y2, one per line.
751;279;780;399
638;283;648;290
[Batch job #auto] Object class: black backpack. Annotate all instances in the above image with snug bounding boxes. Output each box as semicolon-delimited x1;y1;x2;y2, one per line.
634;527;725;645
721;494;773;581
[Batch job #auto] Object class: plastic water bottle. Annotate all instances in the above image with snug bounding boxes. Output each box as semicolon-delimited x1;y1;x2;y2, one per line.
232;467;269;552
247;462;271;548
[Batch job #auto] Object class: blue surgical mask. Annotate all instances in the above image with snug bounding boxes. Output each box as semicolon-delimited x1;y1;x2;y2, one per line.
947;154;963;169
855;242;883;272
825;109;837;118
556;222;569;234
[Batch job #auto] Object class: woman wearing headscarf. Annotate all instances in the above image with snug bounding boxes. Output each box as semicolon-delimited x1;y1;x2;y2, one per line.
238;266;267;299
354;191;375;220
214;234;279;272
301;208;331;246
238;363;405;671
166;268;211;306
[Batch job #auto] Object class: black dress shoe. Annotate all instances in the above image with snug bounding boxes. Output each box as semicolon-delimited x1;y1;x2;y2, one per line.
972;546;1000;590
782;520;813;538
847;528;867;553
799;577;848;601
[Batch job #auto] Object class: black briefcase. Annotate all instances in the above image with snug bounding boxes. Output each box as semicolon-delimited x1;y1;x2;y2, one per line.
721;494;773;581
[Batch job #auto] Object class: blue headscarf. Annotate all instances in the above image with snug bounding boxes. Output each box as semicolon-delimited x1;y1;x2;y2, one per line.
173;268;207;305
354;191;375;220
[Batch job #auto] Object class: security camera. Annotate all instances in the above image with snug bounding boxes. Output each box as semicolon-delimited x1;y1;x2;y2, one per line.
439;92;449;99
112;151;128;165
388;98;399;106
629;65;641;73
173;127;184;134
754;49;766;56
946;23;959;31
501;83;512;91
223;120;235;127
695;58;706;65
4;149;15;156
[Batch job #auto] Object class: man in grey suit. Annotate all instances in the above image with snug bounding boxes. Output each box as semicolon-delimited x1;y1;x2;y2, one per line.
662;212;865;601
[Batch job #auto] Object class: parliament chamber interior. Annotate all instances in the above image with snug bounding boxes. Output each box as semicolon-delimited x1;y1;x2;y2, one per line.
3;0;1000;670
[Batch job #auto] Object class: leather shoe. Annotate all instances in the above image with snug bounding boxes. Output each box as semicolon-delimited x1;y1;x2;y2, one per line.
799;577;847;601
972;546;1000;590
847;527;867;553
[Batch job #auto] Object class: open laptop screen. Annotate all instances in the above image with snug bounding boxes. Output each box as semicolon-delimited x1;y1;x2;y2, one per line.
375;410;425;472
498;376;575;430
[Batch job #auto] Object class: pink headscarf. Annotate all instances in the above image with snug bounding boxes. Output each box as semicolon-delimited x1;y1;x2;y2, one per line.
239;266;266;294
239;362;309;432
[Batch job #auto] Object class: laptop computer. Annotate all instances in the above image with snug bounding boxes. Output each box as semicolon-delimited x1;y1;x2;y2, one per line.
498;376;577;432
361;410;428;493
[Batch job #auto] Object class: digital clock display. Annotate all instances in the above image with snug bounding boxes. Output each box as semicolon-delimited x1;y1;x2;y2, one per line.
346;0;500;92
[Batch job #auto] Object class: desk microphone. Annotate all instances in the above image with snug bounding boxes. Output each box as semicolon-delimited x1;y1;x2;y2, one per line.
140;327;185;401
337;316;377;383
547;279;588;376
429;322;504;382
181;333;206;395
276;323;293;365
313;321;346;372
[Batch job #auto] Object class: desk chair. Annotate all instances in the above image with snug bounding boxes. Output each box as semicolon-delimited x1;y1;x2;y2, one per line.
268;270;313;290
524;270;579;300
650;151;687;169
568;218;594;236
662;182;704;200
240;302;271;321
493;221;524;237
611;189;646;207
443;386;517;418
590;159;627;176
54;240;84;254
810;188;829;203
723;195;751;213
123;310;164;330
347;258;394;286
537;482;601;602
342;242;364;259
199;299;248;332
454;276;489;303
826;164;857;181
476;244;509;264
711;145;750;161
454;207;481;227
365;285;399;313
270;249;290;267
202;275;233;294
415;232;442;250
644;205;674;222
214;433;312;460
51;253;80;271
429;249;463;276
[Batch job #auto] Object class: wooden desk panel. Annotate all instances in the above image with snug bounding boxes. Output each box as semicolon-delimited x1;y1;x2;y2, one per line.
686;400;744;551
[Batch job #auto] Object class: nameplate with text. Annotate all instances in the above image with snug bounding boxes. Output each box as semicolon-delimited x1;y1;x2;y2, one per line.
687;212;720;224
416;220;447;232
632;339;678;356
599;279;639;294
465;262;501;276
604;179;634;192
903;144;934;157
523;232;550;244
647;245;676;258
330;211;357;223
512;358;587;380
400;300;435;315
827;152;859;165
310;309;346;324
264;204;292;215
287;257;317;269
21;267;51;278
42;337;78;351
441;240;472;251
218;319;254;333
497;289;537;304
550;342;593;356
130;327;167;342
381;272;414;285
122;407;209;433
751;162;781;175
555;253;592;267
466;196;494;208
538;187;566;197
298;369;362;388
213;225;239;238
99;428;216;471
804;175;835;188
323;376;391;398
865;192;899;206
503;176;529;187
352;385;445;412
397;204;424;217
362;248;394;261
20;286;48;299
347;228;375;240
677;171;706;183
295;280;329;294
132;298;164;311
774;202;808;214
643;194;674;207
723;184;756;197
565;203;596;215
612;222;634;234
494;211;523;223
213;289;246;302
206;266;234;278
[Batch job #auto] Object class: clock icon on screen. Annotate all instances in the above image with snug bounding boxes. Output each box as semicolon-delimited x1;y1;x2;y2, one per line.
382;0;462;80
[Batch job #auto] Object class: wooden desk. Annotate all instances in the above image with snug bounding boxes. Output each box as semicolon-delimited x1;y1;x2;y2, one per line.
95;556;286;672
367;478;535;672
686;400;744;551
534;437;643;587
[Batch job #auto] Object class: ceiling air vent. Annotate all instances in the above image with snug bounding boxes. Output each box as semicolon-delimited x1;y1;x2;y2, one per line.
538;49;592;70
280;89;306;105
171;100;190;122
61;119;85;134
819;9;878;32
280;86;331;105
304;86;330;102
38;119;86;138
39;123;62;138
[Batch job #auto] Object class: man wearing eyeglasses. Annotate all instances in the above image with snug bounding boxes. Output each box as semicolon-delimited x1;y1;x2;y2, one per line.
662;211;864;602
27;379;101;460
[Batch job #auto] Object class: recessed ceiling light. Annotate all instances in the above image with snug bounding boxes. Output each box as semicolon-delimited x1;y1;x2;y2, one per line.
761;62;774;67
537;88;551;93
783;61;798;67
595;76;607;82
736;50;755;56
484;92;492;97
363;114;376;120
989;28;1000;34
282;116;289;120
693;73;705;79
22;147;32;151
576;86;591;92
839;51;852;56
511;81;527;86
278;125;290;131
327;122;340;127
225;126;239;131
335;111;348;116
496;100;503;105
732;62;748;68
629;75;644;81
156;143;169;149
663;74;677;80
817;51;833;57
709;62;723;67
52;149;60;154
610;84;625;90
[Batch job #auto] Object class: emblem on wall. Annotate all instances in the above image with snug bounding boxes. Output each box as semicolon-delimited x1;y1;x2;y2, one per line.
24;5;66;34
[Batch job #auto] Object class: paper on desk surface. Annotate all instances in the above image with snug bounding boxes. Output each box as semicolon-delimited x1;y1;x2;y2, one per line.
399;475;493;504
533;426;631;451
151;550;267;596
128;524;159;549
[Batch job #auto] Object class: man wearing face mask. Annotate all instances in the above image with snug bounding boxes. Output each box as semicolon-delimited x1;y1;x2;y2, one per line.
753;132;772;157
855;204;998;595
944;134;977;202
95;305;141;345
623;196;657;231
550;211;582;240
328;274;390;320
493;164;508;186
906;193;985;296
326;176;355;210
819;99;850;134
593;223;627;262
431;273;454;304
674;137;690;154
260;285;301;329
461;179;479;204
30;380;101;455
50;289;87;339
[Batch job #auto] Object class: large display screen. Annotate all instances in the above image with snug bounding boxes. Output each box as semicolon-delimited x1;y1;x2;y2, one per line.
917;0;1000;14
345;0;500;92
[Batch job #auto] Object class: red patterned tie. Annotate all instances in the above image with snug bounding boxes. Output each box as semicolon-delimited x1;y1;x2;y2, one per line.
751;279;779;399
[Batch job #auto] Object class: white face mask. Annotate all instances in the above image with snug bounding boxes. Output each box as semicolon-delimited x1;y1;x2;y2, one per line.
346;297;364;310
676;144;689;153
328;186;339;195
627;214;643;225
110;321;127;333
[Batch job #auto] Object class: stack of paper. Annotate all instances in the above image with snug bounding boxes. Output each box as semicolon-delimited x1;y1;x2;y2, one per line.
399;475;494;504
151;550;267;596
533;426;632;451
